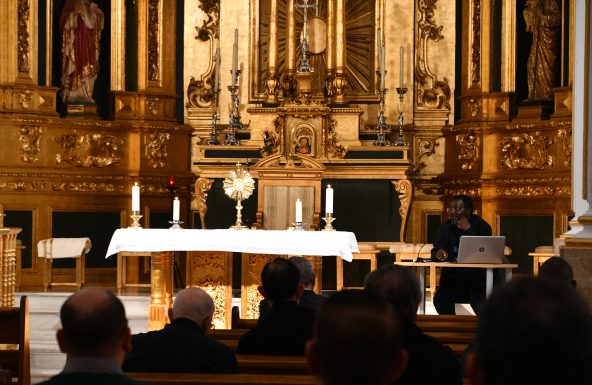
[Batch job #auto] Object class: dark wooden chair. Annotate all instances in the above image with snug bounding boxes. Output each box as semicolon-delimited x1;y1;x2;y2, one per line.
0;296;30;385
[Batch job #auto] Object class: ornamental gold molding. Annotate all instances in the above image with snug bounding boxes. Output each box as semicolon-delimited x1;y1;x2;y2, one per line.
442;178;482;197
148;0;161;82
145;131;170;168
471;0;481;87
409;137;439;173
55;132;124;168
496;185;570;197
416;0;451;110
499;131;553;170
326;117;347;159
18;125;43;163
51;181;123;192
0;181;45;192
195;177;213;229
557;127;572;166
17;0;30;74
456;132;479;170
393;179;413;242
186;0;220;109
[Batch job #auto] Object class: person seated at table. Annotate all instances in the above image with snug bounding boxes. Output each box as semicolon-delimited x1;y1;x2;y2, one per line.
364;264;462;385
464;277;592;385
539;256;577;289
123;288;238;373
306;290;408;385
238;258;315;355
431;194;492;315
259;256;324;319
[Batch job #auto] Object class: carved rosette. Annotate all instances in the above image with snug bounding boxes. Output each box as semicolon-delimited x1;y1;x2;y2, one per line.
557;127;572;166
416;0;451;110
186;0;220;109
326;117;347;159
17;0;30;74
18;125;43;163
456;132;479;170
499;131;553;170
409;137;438;173
55;132;124;167
148;0;160;82
195;177;213;229
144;132;170;168
393;179;413;242
471;0;481;86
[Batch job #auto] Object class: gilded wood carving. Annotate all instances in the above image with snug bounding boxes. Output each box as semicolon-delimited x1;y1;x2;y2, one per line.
456;132;479;170
148;0;161;82
260;117;282;157
393;179;413;242
557;127;572;166
326;116;347;159
195;177;213;229
409;137;438;173
499;132;553;170
19;126;43;163
55;132;124;167
471;0;481;86
145;132;170;168
17;0;30;74
242;254;280;319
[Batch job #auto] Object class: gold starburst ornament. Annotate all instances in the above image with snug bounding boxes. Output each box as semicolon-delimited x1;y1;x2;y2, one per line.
223;163;255;229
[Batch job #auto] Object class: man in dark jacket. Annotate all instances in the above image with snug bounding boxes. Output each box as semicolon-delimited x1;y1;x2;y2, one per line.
123;288;238;373
238;258;315;355
365;264;462;385
431;194;492;315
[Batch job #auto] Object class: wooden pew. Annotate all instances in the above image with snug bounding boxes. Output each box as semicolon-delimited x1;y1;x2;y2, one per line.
236;356;308;375
127;373;316;385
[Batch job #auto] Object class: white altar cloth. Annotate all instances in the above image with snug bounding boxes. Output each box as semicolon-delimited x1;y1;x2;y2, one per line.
106;229;359;261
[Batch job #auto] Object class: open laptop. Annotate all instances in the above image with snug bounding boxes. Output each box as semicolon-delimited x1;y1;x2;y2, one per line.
456;235;506;264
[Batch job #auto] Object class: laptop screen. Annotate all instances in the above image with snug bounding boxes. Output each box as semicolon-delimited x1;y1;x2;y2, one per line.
456;236;506;264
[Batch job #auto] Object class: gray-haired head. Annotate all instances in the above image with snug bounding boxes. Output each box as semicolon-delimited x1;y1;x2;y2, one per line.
289;256;315;288
364;264;421;324
172;288;215;328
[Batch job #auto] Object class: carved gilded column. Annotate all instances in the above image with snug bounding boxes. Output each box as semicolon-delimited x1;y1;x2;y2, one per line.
324;0;335;99
148;251;174;331
111;0;126;91
332;0;347;104
0;227;21;307
282;0;297;99
264;0;280;104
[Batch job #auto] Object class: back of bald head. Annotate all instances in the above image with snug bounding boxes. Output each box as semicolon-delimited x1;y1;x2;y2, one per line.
60;287;128;357
172;287;215;326
539;257;576;288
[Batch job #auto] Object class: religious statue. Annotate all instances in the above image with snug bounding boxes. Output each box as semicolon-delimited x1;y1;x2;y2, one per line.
523;0;561;101
60;0;104;104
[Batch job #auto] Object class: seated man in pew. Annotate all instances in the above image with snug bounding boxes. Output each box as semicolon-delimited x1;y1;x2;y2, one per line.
259;256;324;319
37;288;147;385
465;278;592;385
306;290;408;385
123;288;238;373
364;264;462;385
238;258;315;355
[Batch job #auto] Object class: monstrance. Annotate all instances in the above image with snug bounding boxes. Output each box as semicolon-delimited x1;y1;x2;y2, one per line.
223;163;255;229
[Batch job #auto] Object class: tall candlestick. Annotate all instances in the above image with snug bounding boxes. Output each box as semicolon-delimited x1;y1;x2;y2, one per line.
325;185;334;214
399;45;404;87
378;29;385;90
232;29;238;85
214;47;220;96
295;199;302;223
132;182;140;212
173;197;180;221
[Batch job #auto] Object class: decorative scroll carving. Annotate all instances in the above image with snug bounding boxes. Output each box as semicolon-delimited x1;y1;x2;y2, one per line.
393;179;413;242
186;0;220;109
188;250;228;328
416;0;451;110
456;132;479;170
145;132;170;168
146;97;161;115
260;117;282;157
495;176;570;197
17;0;30;73
0;181;45;192
201;278;227;328
467;95;481;117
326;117;347;159
557;127;572;166
51;182;122;192
195;177;213;229
55;132;124;167
409;137;439;173
471;0;481;86
499;131;553;170
442;178;482;197
16;91;32;110
148;0;160;81
18;125;43;163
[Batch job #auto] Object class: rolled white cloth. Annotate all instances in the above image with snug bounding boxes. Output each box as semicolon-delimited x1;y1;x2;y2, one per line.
37;238;92;259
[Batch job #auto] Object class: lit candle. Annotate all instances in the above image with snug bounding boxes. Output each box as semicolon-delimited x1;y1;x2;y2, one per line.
399;45;404;87
232;29;238;85
132;182;140;212
173;197;180;221
214;47;220;95
325;185;334;214
295;199;302;223
377;29;385;90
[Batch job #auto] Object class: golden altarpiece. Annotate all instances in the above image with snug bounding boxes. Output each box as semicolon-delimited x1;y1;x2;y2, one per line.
0;0;579;324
